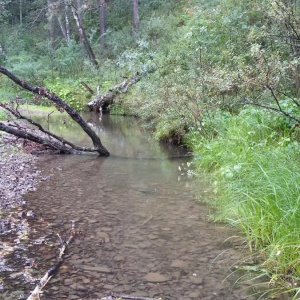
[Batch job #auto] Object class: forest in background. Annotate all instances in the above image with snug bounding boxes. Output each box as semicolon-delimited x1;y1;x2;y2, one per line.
2;0;300;297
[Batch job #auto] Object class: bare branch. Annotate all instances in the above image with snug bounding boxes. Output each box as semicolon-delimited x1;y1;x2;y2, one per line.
266;84;283;111
0;66;109;155
27;221;76;300
243;98;300;123
0;121;72;153
0;104;76;147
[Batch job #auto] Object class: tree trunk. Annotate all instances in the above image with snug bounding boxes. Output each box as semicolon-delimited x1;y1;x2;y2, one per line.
99;0;106;48
64;0;71;42
47;0;56;48
69;0;99;68
133;0;139;33
87;72;141;111
19;0;23;25
57;0;71;43
0;66;109;156
76;0;83;43
57;15;68;42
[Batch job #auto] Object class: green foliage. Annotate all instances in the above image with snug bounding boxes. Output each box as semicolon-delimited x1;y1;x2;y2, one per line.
109;103;126;115
46;40;85;77
186;107;300;292
44;78;93;111
0;108;6;121
0;0;11;24
7;52;50;81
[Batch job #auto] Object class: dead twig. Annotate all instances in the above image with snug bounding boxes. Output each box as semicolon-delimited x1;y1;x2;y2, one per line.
142;214;153;225
101;295;162;300
26;221;76;300
80;81;95;94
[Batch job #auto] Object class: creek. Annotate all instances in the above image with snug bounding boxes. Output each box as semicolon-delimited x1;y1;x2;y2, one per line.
2;112;259;300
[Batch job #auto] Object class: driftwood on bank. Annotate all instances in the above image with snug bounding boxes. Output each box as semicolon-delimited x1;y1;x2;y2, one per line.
0;66;109;155
87;72;141;111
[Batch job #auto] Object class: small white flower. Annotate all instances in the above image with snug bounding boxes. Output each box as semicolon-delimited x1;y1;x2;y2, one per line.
233;164;241;171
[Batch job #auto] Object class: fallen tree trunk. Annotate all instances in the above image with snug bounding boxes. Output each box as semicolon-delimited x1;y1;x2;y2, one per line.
0;66;109;156
87;72;141;111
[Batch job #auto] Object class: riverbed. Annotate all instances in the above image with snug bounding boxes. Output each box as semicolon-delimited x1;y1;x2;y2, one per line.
1;113;260;300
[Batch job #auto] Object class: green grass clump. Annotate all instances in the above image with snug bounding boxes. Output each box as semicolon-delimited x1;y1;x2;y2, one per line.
187;107;300;294
0;109;6;121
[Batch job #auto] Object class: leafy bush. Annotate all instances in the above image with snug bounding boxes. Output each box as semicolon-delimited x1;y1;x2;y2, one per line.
44;78;94;111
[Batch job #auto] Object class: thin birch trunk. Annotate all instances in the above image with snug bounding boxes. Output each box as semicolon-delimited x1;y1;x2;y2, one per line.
47;0;56;48
68;0;99;68
133;0;139;33
99;0;106;48
57;15;67;42
64;0;71;42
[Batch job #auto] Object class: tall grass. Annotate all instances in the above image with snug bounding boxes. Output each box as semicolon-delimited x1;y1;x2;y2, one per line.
187;107;300;294
0;109;6;121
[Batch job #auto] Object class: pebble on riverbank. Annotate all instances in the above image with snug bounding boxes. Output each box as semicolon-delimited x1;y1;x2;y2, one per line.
0;132;42;294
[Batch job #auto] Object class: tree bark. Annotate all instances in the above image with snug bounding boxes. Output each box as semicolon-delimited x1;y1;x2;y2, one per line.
99;0;106;48
47;0;56;48
64;0;71;42
57;14;68;42
76;0;83;43
132;0;139;33
19;0;23;25
69;0;99;68
0;66;109;155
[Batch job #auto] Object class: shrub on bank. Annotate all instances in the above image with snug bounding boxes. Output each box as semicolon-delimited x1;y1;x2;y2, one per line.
186;107;300;295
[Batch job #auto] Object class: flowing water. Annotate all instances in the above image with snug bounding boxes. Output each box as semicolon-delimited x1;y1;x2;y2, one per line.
2;113;261;300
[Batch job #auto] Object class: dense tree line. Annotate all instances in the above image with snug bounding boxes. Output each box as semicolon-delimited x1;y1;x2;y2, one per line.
0;0;142;66
1;0;300;127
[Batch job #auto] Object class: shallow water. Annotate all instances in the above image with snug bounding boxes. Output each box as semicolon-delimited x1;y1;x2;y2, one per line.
1;113;261;299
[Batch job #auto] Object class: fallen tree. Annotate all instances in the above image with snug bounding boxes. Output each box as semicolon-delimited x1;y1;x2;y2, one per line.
87;72;141;111
0;66;109;156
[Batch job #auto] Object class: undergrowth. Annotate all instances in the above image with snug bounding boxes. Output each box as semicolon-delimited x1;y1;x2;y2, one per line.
185;107;300;297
